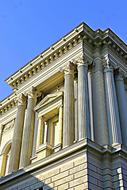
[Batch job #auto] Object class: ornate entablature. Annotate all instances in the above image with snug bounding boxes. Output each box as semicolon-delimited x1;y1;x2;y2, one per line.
1;23;127;116
4;24;127;90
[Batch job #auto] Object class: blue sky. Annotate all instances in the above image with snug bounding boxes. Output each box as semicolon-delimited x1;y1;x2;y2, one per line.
0;0;127;100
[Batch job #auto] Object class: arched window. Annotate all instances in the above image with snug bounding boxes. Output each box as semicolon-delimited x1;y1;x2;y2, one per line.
0;141;11;176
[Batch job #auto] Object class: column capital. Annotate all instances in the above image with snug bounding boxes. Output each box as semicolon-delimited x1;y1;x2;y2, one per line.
74;55;88;66
16;93;26;106
27;87;37;98
62;61;75;75
103;57;114;73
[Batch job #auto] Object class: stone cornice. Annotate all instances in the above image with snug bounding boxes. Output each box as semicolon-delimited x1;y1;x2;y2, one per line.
5;23;84;90
5;24;127;91
2;22;127;111
5;24;127;92
0;93;17;116
93;29;127;61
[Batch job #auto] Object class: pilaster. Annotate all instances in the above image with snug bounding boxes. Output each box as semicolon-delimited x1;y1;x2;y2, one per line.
54;105;63;152
0;125;4;146
115;69;127;147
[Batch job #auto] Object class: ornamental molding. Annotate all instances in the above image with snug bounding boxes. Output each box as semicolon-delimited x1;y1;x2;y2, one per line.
35;91;63;112
5;23;127;92
0;93;17;116
1;22;127;113
6;26;83;90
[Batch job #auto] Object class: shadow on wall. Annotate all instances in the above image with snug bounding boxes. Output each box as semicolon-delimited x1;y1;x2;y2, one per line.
0;169;54;190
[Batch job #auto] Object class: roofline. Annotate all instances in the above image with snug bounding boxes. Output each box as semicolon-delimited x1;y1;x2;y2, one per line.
4;22;127;92
5;22;87;82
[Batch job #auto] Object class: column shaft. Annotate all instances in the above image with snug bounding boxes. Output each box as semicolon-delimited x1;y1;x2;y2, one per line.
74;80;78;142
92;55;108;145
8;94;26;173
32;112;39;157
77;60;90;140
115;72;127;146
0;125;4;146
88;68;94;141
104;66;122;144
63;62;75;147
20;90;36;168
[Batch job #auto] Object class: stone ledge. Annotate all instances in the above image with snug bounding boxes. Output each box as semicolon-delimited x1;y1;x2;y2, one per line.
1;139;127;185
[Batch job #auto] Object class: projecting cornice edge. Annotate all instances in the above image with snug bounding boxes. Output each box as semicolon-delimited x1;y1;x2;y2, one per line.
4;22;127;93
5;23;85;88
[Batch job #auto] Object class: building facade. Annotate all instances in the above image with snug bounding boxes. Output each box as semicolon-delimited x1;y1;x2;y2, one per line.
0;23;127;189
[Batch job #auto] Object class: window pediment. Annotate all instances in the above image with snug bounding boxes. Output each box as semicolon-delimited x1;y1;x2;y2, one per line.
35;91;63;112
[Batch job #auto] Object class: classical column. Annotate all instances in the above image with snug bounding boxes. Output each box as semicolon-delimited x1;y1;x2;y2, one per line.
88;66;94;141
76;57;90;140
104;62;122;145
115;70;127;147
8;94;26;173
63;62;75;147
0;125;4;146
20;88;37;168
32;112;39;157
92;51;108;145
74;80;78;142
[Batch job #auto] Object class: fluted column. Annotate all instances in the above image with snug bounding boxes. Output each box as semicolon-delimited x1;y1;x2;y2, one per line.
88;66;94;141
76;57;90;140
92;51;108;145
104;62;122;145
115;70;127;147
8;94;26;173
20;88;37;168
74;80;78;142
63;62;75;147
